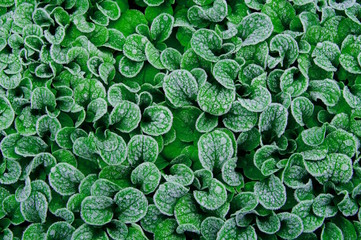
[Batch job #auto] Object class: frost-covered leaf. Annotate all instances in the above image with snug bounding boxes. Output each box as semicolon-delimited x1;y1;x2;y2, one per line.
131;162;161;194
194;178;227;210
0;96;14;131
174;194;203;234
197;81;235;116
222;101;258;133
119;56;144;78
291;97;314;126
198;130;234;172
292;200;324;233
201;217;224;240
212;59;239;90
270;34;299;67
308;79;341;107
114;187;148;223
49;163;85;196
259;103;288;138
312;41;340;72
191;29;222;62
238;86;272;113
150;13;174;42
140;105;173;136
321;222;343;240
221;158;244;187
238;13;273;46
109;100;141;133
128;135;158;166
163;70;198;108
46;222;75;240
80;196;113;226
216;218;257;240
154;182;188;216
160;48;182;71
123;34;148;62
277;212;303;239
254;175;286;210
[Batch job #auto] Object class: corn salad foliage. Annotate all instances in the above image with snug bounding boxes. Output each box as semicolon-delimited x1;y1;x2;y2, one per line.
1;0;361;239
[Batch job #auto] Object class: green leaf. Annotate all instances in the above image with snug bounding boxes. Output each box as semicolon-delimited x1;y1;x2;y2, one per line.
46;222;75;240
49;163;85;196
238;13;273;46
154;182;188;216
191;29;222;62
291;97;314;126
114;187;148;223
145;42;164;69
163;70;198;108
256;213;281;235
97;0;121;20
106;220;128;240
277;212;304;239
140;105;173;136
238;86;272;113
254;175;286;210
0;159;21;185
197;81;235;116
174;194;203;234
301;125;327;147
221;157;244;187
0;96;14;131
259;103;288;138
15;136;48;157
20;192;48;223
217;218;257;240
321;222;343;240
86;98;107;122
163;164;194;186
140;204;167;233
131;162;161;194
194;178;227;210
222;101;258;132
154;218;186;240
23;224;46;240
312;41;340;72
160;48;182;71
212;59;239;90
198;130;234;172
312;194;338;218
292;200;324;233
269;34;299;67
150;13;174;42
119;56;144;78
123;34;148;62
201;217;224;240
80;196;113;226
196;112;218;133
95;131;128;165
110;100;141;133
280;67;308;97
308;79;341;107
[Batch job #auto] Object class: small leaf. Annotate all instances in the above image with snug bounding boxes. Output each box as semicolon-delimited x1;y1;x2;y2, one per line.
254;175;286;210
80;196;113;226
114;187;148;223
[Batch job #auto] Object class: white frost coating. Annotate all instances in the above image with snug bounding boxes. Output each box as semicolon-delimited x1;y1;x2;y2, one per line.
198;130;233;171
114;187;148;223
259;103;288;138
197;82;235;116
140;105;173;136
127;135;159;166
163;70;198;108
153;182;188;216
254;175;286;210
239;13;274;46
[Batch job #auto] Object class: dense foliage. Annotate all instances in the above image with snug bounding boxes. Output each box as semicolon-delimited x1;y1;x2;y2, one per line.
1;0;361;239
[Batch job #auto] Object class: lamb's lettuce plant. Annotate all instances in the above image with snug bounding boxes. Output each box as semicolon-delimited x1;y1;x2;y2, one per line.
1;0;361;239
